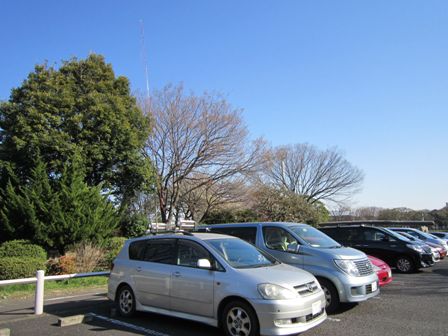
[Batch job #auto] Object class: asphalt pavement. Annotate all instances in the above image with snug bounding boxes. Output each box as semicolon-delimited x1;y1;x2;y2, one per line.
1;260;447;336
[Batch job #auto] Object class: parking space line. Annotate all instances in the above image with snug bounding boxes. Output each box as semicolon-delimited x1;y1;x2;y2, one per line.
327;317;341;322
88;313;171;336
45;292;106;302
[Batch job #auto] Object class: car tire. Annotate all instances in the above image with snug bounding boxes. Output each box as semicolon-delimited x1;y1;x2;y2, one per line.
317;278;339;314
396;256;415;273
221;300;259;336
116;285;136;317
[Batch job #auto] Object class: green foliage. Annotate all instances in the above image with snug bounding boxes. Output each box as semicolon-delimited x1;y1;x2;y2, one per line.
121;212;149;238
251;186;329;225
0;154;120;252
0;240;46;261
431;206;448;227
0;54;153;205
0;257;46;280
102;236;126;267
202;208;258;224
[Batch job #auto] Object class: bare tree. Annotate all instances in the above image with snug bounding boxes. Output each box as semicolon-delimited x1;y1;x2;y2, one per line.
178;176;250;223
261;143;363;205
142;85;264;225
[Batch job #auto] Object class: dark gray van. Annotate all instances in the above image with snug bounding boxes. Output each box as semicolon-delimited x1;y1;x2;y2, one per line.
198;222;379;312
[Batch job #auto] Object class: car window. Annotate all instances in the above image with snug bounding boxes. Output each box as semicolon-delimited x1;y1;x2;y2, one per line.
263;227;298;251
210;227;257;245
142;239;175;264
177;240;212;268
363;229;395;242
129;240;147;261
205;238;278;269
290;225;341;248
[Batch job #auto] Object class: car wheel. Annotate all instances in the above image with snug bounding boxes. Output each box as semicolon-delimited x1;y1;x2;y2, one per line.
116;285;136;317
317;278;339;314
396;256;415;273
222;300;259;336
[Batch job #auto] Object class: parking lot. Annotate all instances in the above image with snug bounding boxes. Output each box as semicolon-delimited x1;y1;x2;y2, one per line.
1;260;447;336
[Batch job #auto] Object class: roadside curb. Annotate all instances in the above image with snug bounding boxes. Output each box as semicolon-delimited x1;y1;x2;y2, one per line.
58;314;93;327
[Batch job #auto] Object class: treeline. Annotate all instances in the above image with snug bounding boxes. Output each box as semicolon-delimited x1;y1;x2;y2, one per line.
331;205;448;227
0;54;364;252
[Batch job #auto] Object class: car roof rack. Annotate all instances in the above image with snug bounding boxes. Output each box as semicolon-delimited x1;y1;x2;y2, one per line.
147;229;194;236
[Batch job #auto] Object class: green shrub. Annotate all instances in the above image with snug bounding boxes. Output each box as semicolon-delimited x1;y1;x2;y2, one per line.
102;237;126;268
0;257;46;280
0;240;47;261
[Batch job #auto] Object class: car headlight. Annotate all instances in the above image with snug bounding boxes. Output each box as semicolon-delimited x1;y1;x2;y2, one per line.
258;284;298;300
334;259;361;277
372;264;381;272
407;244;423;253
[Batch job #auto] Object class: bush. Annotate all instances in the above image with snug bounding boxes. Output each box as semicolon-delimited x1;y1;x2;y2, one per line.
102;237;126;269
121;213;148;238
0;240;47;261
70;242;104;273
0;257;46;280
46;253;77;275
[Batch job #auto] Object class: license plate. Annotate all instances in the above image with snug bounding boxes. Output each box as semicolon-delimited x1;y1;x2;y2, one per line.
371;281;378;292
312;300;321;315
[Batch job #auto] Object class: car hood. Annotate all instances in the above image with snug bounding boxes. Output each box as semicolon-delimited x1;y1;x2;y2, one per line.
236;263;317;288
318;246;368;260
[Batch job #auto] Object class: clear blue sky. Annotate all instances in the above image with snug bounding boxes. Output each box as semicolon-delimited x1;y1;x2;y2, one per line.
1;1;447;210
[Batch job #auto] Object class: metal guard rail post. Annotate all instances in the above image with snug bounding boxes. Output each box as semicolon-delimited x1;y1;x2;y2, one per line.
0;270;110;315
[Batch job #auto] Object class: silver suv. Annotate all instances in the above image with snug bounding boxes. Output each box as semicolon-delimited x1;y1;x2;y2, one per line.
199;222;379;313
108;231;327;336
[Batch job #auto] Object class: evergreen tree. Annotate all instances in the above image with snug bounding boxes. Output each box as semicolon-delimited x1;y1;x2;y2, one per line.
0;154;119;252
0;54;152;206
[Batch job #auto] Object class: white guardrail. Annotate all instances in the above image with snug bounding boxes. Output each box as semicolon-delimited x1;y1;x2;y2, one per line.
0;270;109;315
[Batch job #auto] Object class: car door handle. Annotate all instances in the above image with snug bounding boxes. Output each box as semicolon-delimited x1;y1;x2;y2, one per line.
172;272;181;278
136;266;142;272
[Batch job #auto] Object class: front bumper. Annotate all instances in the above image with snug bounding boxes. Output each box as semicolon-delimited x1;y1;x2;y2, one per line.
334;272;380;303
249;290;327;336
419;253;435;268
377;268;393;287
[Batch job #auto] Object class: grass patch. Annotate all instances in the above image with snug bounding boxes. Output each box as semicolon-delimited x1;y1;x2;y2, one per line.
0;276;108;300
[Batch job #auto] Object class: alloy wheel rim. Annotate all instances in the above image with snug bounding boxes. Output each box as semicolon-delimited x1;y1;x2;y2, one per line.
226;307;251;336
397;258;411;272
119;289;133;314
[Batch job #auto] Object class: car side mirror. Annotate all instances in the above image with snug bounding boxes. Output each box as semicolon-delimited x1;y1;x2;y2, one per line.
381;236;390;242
287;243;300;253
197;259;212;269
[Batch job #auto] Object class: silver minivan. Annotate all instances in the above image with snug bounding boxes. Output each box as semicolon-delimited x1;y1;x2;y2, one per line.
199;222;379;312
108;231;327;336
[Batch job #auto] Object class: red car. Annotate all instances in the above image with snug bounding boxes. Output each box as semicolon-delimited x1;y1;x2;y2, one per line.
368;255;393;287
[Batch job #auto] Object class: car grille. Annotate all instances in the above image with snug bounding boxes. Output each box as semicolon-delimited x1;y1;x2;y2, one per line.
294;281;320;296
354;259;374;276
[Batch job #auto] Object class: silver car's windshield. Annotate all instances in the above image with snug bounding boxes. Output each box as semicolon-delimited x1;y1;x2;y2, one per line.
289;226;341;248
206;238;278;269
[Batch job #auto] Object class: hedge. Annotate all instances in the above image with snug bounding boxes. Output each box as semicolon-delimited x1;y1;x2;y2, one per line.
0;240;47;261
0;257;47;280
